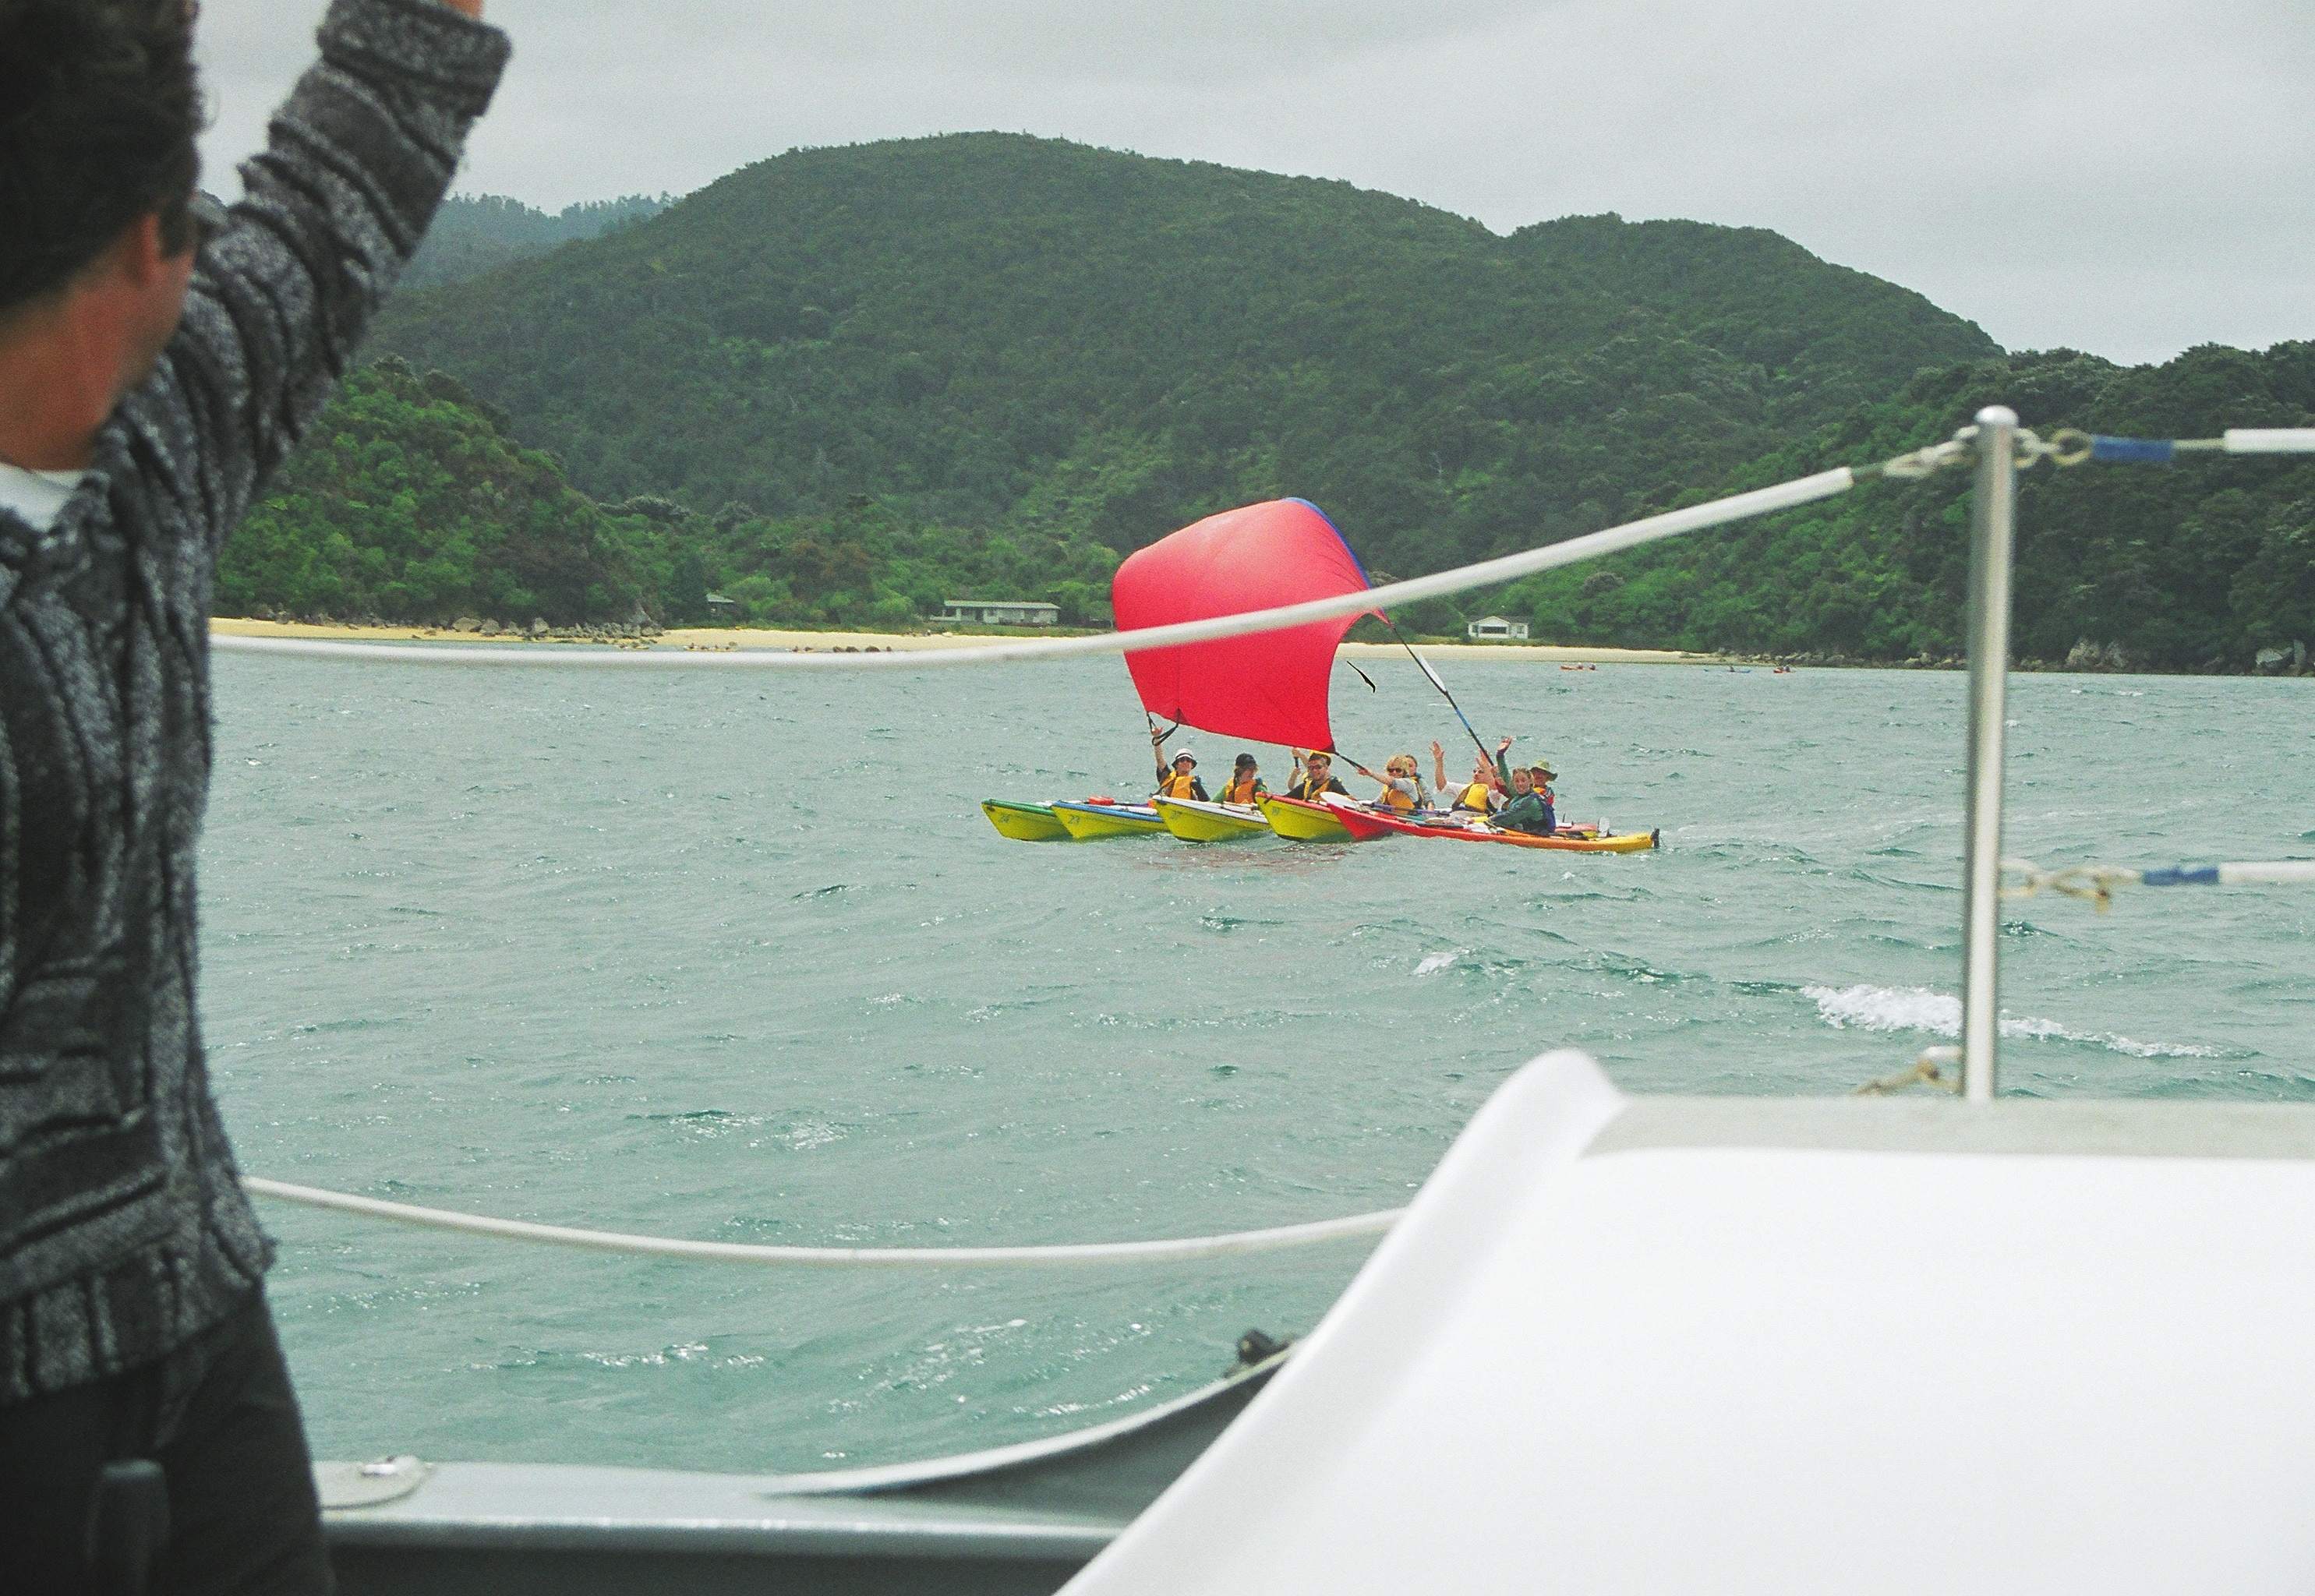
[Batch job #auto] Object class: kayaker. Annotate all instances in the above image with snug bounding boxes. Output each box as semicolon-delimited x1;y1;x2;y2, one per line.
1350;752;1428;812
1432;740;1504;815
1497;761;1559;836
1287;750;1352;802
1154;746;1207;801
1218;752;1268;807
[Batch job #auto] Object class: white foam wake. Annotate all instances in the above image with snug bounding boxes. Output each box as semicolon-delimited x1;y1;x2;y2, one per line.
1414;949;1464;978
1801;983;2219;1059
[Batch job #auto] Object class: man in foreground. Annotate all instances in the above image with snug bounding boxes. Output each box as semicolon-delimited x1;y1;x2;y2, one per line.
0;1;507;1588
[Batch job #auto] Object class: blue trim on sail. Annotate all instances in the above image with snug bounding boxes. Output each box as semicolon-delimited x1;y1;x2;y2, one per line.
1286;497;1384;631
1286;497;1373;588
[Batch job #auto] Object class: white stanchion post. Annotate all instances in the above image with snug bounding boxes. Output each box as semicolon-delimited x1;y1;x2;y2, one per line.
1960;407;2019;1103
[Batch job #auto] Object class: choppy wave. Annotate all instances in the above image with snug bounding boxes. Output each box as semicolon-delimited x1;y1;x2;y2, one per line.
1801;983;2221;1058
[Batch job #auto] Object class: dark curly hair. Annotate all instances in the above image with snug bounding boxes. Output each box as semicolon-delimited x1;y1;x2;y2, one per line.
0;0;205;314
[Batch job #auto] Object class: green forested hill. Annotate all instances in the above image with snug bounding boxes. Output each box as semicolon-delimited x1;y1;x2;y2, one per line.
219;359;649;623
398;192;670;292
220;359;1126;630
221;134;2309;666
1501;342;2315;669
371;133;1996;581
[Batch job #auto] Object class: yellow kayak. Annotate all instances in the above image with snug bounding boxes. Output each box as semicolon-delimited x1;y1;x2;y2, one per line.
1154;797;1273;842
1051;800;1169;839
1259;794;1355;842
981;800;1073;842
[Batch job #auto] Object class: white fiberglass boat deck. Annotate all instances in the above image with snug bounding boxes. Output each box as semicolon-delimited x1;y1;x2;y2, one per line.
1072;1053;2315;1594
322;1056;2315;1594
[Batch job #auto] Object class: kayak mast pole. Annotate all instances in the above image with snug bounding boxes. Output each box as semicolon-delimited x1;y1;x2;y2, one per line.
1959;406;2019;1103
1380;617;1493;764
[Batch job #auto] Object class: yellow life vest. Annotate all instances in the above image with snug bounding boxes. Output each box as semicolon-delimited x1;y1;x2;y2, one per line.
1158;769;1200;800
1451;781;1491;811
1222;773;1261;805
1292;775;1335;802
1379;779;1416;812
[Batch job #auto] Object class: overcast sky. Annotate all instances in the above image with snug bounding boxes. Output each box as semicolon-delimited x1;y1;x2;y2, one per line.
195;0;2312;365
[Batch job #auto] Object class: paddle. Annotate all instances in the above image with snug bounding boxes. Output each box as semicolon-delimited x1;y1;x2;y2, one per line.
1380;616;1492;765
1145;711;1196;800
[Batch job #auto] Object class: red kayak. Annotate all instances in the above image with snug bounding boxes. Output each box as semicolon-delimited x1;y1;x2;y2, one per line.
1324;801;1658;853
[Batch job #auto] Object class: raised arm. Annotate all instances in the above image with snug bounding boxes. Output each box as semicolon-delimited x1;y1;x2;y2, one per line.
163;0;509;552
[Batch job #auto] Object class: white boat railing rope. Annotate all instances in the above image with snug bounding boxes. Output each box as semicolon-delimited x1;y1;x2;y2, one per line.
214;467;1860;669
207;422;2315;675
2002;856;2315;913
242;1175;1401;1266
2057;427;2315;465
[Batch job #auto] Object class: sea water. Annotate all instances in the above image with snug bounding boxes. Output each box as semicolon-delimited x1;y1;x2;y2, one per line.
201;655;2314;1472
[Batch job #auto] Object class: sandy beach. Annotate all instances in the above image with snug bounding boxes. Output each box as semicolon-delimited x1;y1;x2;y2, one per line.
210;616;1721;666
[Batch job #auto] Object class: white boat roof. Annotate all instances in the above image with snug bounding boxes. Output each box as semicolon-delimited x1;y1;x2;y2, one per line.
1066;1051;2315;1594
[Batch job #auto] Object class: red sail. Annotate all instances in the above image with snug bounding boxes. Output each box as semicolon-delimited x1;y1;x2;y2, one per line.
1111;498;1375;752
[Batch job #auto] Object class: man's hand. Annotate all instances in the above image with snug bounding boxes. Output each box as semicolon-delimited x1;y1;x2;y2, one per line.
1497;735;1513;753
439;0;485;17
1429;740;1444;759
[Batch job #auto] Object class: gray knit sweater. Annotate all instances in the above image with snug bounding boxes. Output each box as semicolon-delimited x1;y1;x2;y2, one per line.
0;0;507;1403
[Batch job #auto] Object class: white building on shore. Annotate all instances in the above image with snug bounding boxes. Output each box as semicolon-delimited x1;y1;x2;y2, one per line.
938;598;1060;627
1466;615;1529;641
